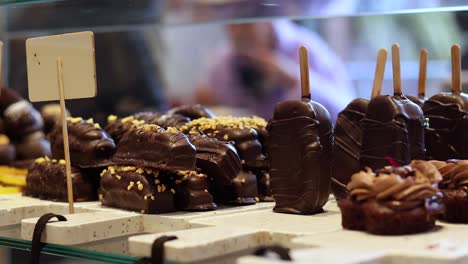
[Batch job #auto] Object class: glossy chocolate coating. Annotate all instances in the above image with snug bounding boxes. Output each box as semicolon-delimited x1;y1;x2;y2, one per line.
148;114;190;129
423;92;468;160
3;100;43;140
99;166;176;214
174;171;217;210
360;95;425;170
333;98;368;193
50;119;116;168
15;132;51;160
112;124;196;171
407;95;425;108
104;116;145;143
167;104;216;120
212;170;258;205
25;158;98;202
267;99;332;214
253;169;273;202
188;134;241;185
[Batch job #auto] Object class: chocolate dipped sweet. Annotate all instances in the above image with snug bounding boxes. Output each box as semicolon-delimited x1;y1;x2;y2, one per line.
49;117;116;168
3;100;43;140
212;170;258;205
423;45;468;160
112;124;196;171
167;104;216;120
99;166;176;214
25;157;98;202
173;170;217;210
360;44;425;170
266;47;332;214
15;131;51;160
104;115;145;143
148;114;190;129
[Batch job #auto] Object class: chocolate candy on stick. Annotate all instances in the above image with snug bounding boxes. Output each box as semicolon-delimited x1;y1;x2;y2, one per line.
360;44;425;170
407;49;428;108
266;46;332;214
333;48;387;198
423;45;468;160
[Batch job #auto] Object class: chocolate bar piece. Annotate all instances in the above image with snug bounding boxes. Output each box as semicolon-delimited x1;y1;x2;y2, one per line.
167;104;216;120
212;170;258;205
49;117;116;168
3;100;43;140
25;157;98;202
333;98;368;196
253;169;272;202
423;93;468;160
112;124;196;171
173;170;216;210
267;99;332;214
99;166;176;214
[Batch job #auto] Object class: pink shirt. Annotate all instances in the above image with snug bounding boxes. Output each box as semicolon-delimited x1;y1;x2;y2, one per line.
203;20;355;121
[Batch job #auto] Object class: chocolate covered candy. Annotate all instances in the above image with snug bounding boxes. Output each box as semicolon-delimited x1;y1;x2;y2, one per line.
104;115;145;143
50;117;116;168
15;131;51;160
173;170;216;210
167;104;216;120
3;100;43;140
112;124;196;171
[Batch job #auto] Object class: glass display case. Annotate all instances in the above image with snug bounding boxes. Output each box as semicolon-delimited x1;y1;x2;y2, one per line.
1;0;468;263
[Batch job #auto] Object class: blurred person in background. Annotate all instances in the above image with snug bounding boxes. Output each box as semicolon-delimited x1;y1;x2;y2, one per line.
195;20;355;121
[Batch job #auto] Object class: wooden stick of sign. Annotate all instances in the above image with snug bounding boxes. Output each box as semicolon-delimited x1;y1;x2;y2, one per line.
451;44;462;95
299;46;311;100
418;49;428;99
392;43;402;96
371;48;387;99
56;57;74;213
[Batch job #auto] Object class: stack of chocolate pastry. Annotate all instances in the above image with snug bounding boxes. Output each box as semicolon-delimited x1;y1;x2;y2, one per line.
266;47;333;214
103;123;216;213
360;44;425;170
423;45;468;160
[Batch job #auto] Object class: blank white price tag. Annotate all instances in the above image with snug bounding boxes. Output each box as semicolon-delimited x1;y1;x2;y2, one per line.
26;31;97;102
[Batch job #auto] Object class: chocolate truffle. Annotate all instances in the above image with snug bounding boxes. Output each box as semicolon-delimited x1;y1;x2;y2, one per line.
99;166;176;214
167;104;216;120
49;117;116;168
3;100;43;140
0;134;16;165
333;98;368;199
267;99;333;214
15;132;51;160
40;103;70;135
24;157;98;202
173;170;216;210
360;95;425;170
112;124;196;171
339;163;444;235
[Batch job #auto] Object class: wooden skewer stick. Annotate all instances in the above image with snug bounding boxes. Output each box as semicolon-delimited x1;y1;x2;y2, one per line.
299;46;311;100
451;44;462;95
57;57;74;214
371;48;387;99
392;43;402;96
418;49;428;99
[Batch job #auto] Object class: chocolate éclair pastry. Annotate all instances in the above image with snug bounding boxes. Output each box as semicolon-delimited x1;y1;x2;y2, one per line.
173;170;216;210
339;162;444;235
429;159;468;222
3;100;43;140
267;99;333;214
15;131;51;161
0;134;16;165
40;104;70;135
360;95;425;170
24;157;98;202
49;117;116;168
167;104;216;120
113;124;196;171
99;166;176;214
104;115;145;143
333;98;368;199
423;93;468;160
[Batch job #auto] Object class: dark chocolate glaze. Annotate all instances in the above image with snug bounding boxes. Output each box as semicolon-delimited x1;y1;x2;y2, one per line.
50;119;116;168
167;104;216;120
104;116;144;143
173;171;217;211
267;99;332;214
24;158;98;202
253;169;273;202
0;141;15;165
423;92;468;160
3;100;43;140
132;111;161;122
99;166;176;214
112;124;196;171
148;114;190;129
15;132;51;160
212;170;258;205
407;95;426;108
188;134;241;185
360;95;425;170
333;98;368;194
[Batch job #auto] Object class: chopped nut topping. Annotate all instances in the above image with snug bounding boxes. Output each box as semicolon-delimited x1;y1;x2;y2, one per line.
0;135;10;145
204;189;208;192
255;197;260;202
86;118;94;124
35;157;47;163
59;160;66;165
99;194;104;200
151;195;155;200
166;127;180;133
180;116;266;134
107;115;118;123
137;181;144;191
141;210;145;213
241;178;246;183
127;181;135;190
170;189;175;194
67;117;83;123
143;195;148;200
116;175;121;180
94;123;101;129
